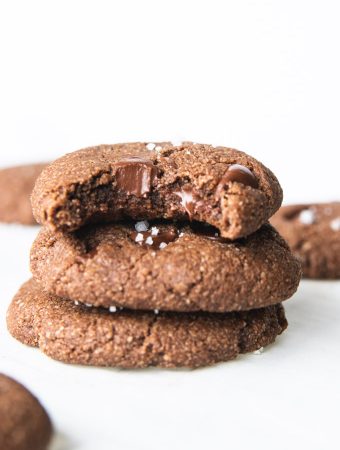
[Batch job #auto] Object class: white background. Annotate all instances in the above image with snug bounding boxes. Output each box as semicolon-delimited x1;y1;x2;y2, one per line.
0;1;339;449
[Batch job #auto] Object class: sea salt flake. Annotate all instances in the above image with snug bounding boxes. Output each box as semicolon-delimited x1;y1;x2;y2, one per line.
135;232;144;243
253;347;264;355
172;140;182;147
330;217;340;231
135;220;149;232
74;301;79;306
299;209;315;225
155;145;162;151
151;226;159;236
109;306;117;313
159;242;167;249
154;309;159;314
85;303;93;307
179;232;184;237
146;143;156;150
145;236;154;245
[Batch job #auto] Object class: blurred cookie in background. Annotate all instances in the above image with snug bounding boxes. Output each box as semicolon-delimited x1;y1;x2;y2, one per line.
271;202;340;279
0;373;52;450
0;163;48;225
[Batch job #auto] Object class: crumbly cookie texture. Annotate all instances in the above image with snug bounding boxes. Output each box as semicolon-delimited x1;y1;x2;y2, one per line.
0;163;48;224
7;279;288;369
271;202;340;279
31;142;282;239
0;373;52;450
30;222;301;312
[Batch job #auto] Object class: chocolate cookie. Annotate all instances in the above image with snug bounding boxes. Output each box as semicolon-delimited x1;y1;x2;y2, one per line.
0;373;52;450
0;163;48;225
7;279;288;369
31;142;282;239
30;221;301;312
271;202;340;279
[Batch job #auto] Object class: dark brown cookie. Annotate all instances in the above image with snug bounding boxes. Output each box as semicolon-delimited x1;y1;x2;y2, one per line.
271;202;340;279
7;279;288;369
0;373;52;450
31;142;282;239
30;221;301;312
0;163;48;225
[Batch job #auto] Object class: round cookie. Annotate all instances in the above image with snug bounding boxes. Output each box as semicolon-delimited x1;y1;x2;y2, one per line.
0;163;48;225
30;221;301;312
271;202;340;279
31;142;283;239
7;279;288;369
0;373;52;450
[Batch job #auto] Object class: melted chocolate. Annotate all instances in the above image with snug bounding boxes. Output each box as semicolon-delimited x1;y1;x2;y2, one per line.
115;157;158;197
131;228;179;250
216;164;258;197
175;187;196;219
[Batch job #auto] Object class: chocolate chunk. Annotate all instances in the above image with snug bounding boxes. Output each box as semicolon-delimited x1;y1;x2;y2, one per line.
131;228;178;249
115;157;158;197
216;164;258;198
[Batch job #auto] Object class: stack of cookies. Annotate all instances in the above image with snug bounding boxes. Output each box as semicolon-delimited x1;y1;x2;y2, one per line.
7;142;301;368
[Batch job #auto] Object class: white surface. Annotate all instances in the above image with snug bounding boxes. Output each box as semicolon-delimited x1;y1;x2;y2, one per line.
1;1;340;449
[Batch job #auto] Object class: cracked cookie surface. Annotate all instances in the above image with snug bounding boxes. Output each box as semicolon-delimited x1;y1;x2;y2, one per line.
7;279;288;369
0;373;52;450
31;142;282;239
30;222;301;312
0;163;48;224
271;202;340;278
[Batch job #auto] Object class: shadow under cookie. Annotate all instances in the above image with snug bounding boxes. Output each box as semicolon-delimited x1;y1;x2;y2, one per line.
7;279;288;369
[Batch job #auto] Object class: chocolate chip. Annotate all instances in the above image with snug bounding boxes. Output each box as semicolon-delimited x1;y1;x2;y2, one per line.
215;164;258;198
115;157;158;197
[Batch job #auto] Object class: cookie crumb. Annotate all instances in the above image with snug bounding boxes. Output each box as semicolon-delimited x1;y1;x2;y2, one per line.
159;242;167;249
253;347;264;355
135;221;149;232
109;306;117;313
299;209;315;225
330;217;340;231
146;143;156;150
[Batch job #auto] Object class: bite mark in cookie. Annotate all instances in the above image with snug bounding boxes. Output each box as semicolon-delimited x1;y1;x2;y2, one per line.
31;142;283;239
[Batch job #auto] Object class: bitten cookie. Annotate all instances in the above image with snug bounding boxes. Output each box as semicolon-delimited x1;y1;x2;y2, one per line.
0;163;48;225
0;374;52;450
31;142;282;239
271;202;340;279
30;221;301;312
7;279;288;369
